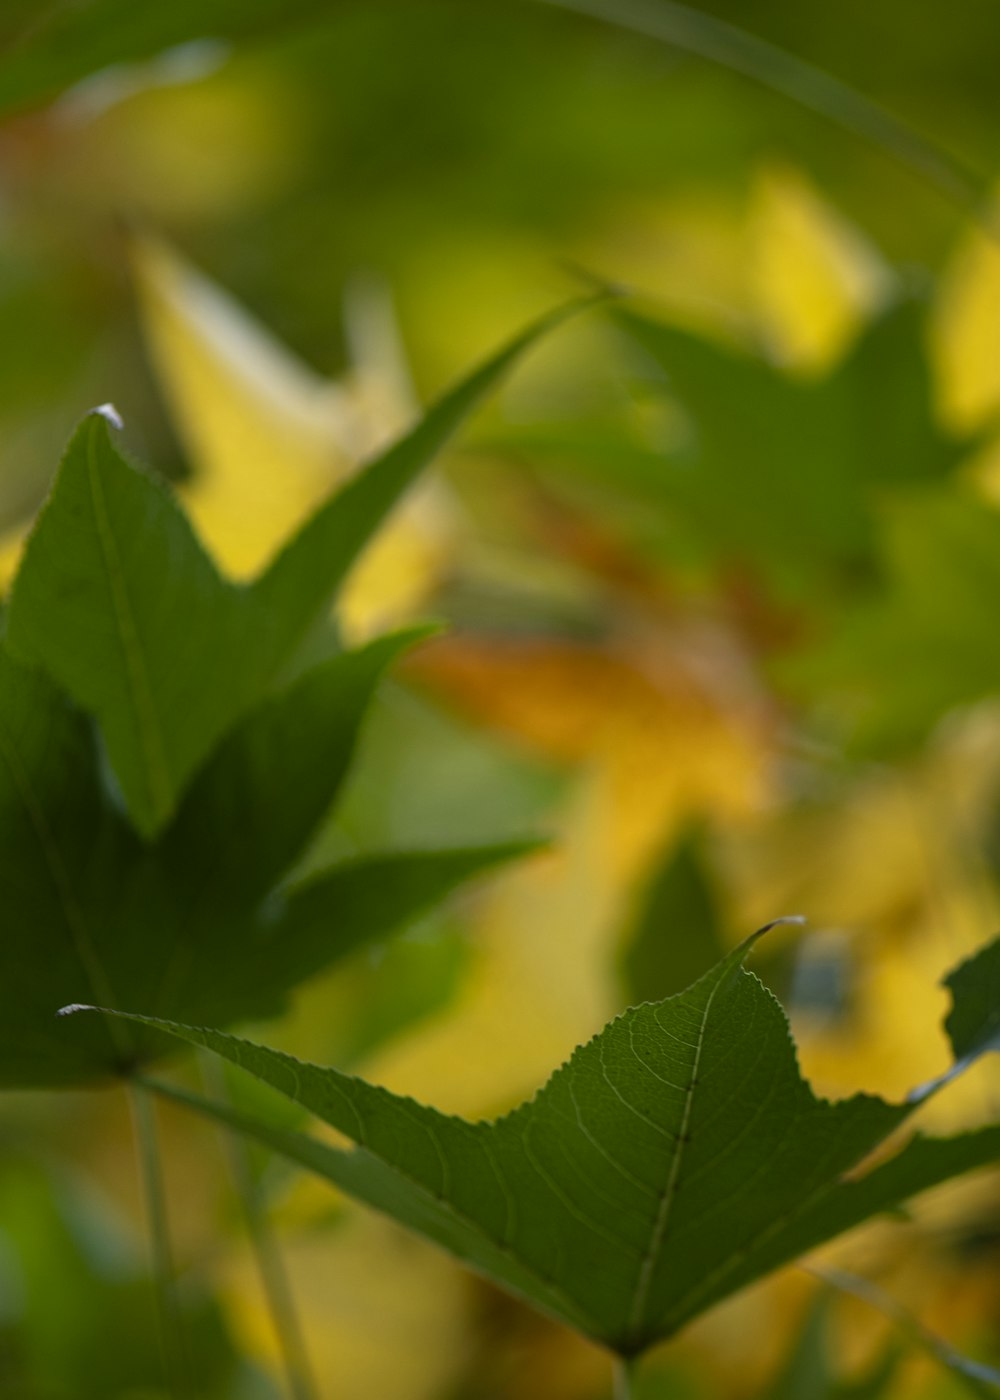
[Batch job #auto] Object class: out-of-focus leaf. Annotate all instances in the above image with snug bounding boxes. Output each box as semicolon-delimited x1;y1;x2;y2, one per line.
0;1159;245;1399
612;299;977;599
765;1291;901;1400
99;934;1000;1357
250;295;603;666
132;235;457;642
131;233;357;577
8;301;595;835
620;828;728;1004
747;165;889;375
787;489;1000;751
0;635;527;1087
242;844;542;1003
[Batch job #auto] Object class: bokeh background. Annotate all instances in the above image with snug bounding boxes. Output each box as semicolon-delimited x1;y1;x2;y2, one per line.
2;2;1000;1396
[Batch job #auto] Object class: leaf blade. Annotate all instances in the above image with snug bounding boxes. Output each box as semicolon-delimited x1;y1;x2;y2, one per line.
82;932;1000;1354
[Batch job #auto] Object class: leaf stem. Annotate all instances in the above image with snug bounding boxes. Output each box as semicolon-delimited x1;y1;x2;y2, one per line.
127;1080;189;1398
201;1054;319;1400
613;1356;639;1400
533;0;994;234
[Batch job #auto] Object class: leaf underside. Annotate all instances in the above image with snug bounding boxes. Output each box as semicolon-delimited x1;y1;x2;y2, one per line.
99;933;1000;1357
0;634;530;1087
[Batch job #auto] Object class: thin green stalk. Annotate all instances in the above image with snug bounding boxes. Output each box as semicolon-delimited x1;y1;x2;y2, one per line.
533;0;995;235
613;1356;639;1400
807;1265;1000;1397
127;1081;189;1399
201;1054;319;1400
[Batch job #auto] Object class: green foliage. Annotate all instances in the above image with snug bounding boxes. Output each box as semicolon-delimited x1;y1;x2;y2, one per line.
620;829;727;1004
0;300;590;1087
0;1159;247;1397
10;301;593;837
788;490;1000;751
613;300;976;600
95;933;1000;1359
0;627;528;1088
764;1292;902;1400
3;2;1000;1394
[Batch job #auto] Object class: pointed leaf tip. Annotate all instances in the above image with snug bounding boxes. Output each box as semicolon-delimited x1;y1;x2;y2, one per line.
89;403;124;430
55;1003;98;1017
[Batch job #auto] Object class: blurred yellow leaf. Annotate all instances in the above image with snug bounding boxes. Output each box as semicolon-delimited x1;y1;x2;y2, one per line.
933;196;1000;432
931;197;1000;505
748;164;889;374
131;234;457;638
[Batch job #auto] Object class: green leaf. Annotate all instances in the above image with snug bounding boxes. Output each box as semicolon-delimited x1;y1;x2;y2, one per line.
7;412;259;837
8;299;597;836
619;828;728;1004
238;844;540;1007
764;1291;901;1400
945;936;1000;1061
0;636;527;1087
248;294;604;659
612;300;977;601
157;628;433;909
785;489;1000;751
93;933;1000;1356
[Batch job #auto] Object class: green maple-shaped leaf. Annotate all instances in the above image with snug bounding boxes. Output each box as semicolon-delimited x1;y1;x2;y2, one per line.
0;633;531;1088
513;298;977;604
85;931;1000;1357
7;298;597;837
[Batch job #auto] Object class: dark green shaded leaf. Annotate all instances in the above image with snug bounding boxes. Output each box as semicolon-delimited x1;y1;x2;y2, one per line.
945;937;1000;1062
0;636;526;1086
158;629;433;909
99;933;1000;1356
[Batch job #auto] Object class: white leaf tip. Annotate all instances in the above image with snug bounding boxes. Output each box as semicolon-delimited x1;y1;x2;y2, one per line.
89;403;124;430
56;1003;97;1017
757;914;808;935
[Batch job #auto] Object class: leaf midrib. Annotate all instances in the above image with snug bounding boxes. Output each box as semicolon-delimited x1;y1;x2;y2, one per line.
86;428;172;825
623;967;722;1345
0;701;126;1057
